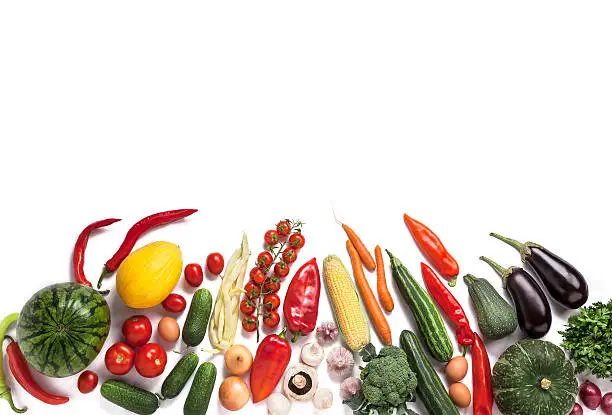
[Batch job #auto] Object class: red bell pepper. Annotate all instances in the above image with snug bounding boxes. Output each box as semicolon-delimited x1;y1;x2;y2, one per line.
472;333;493;415
283;258;321;342
250;328;292;403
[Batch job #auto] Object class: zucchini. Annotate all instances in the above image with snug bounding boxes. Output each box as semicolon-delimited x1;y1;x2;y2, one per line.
184;362;217;415
400;330;459;415
101;380;160;415
161;352;199;399
386;251;453;362
464;274;518;339
182;288;213;347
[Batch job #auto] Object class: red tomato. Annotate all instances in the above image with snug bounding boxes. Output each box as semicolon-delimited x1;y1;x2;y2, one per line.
250;267;266;284
185;263;204;287
206;252;224;275
77;370;98;394
134;343;167;378
276;220;291;237
263;293;280;311
122;315;152;348
257;251;274;270
242;316;257;332
282;248;297;264
274;261;290;278
288;233;305;249
264;278;281;293
244;281;261;299
264;311;280;328
104;342;134;375
264;230;279;246
240;298;256;315
162;293;187;313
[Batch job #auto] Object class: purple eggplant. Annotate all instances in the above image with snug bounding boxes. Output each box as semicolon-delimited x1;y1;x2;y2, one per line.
490;233;588;309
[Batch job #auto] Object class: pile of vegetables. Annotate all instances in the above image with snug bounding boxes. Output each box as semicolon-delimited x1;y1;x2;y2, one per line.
0;207;606;415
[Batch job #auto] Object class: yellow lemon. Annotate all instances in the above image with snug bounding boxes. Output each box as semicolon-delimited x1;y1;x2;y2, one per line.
117;241;182;308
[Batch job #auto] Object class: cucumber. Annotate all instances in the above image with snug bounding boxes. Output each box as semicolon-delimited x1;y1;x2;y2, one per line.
161;352;199;399
464;274;518;339
184;362;217;415
400;330;459;415
182;288;213;347
386;251;453;362
101;380;160;415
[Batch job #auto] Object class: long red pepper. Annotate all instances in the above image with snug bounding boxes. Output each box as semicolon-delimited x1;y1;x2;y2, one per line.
404;214;459;286
4;337;69;406
98;209;197;288
283;258;321;342
250;328;291;403
421;262;474;352
472;333;493;415
73;218;120;289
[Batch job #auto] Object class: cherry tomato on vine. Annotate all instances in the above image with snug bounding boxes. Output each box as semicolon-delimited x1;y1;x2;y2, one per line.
240;298;256;315
274;261;290;278
288;233;305;249
276;220;291;237
105;342;134;375
206;252;224;275
78;370;98;394
134;343;167;378
257;251;274;270
242;316;257;332
282;248;298;264
162;293;187;313
263;293;281;311
264;311;280;328
264;278;281;293
264;230;279;246
250;267;266;284
122;315;152;348
244;281;261;299
185;263;204;287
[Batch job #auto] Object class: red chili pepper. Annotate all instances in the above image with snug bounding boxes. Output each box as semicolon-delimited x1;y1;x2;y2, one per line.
472;333;493;415
421;262;474;352
98;209;197;288
283;258;321;342
73;218;120;289
404;214;459;286
4;336;69;406
249;328;292;403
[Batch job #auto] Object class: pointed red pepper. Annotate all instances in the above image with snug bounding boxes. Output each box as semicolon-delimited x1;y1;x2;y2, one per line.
250;328;291;403
404;214;459;286
283;258;321;342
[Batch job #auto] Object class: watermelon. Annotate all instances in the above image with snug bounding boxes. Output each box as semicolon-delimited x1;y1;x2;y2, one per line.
16;282;111;378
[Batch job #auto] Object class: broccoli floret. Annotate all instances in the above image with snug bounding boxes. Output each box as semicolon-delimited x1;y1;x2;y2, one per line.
359;345;417;410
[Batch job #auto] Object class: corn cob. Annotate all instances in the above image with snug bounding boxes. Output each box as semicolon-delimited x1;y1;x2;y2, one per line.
322;255;370;352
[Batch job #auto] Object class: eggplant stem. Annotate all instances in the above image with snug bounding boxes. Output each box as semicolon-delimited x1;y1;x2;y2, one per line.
489;233;524;251
479;256;508;278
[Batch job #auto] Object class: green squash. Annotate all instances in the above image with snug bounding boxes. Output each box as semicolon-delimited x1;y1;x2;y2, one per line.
493;340;578;415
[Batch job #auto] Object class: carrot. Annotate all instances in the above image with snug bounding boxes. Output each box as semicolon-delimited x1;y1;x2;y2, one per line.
374;245;394;312
340;223;376;272
346;239;392;345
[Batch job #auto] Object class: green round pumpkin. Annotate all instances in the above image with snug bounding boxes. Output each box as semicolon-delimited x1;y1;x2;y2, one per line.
16;282;111;378
493;340;578;415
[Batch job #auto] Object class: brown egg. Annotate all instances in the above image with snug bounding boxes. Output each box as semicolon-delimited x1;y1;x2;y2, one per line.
157;316;180;342
445;356;469;382
449;382;472;408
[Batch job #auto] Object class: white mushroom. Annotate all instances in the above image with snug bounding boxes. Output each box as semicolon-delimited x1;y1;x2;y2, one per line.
283;363;318;401
267;393;291;415
301;342;325;367
313;388;333;410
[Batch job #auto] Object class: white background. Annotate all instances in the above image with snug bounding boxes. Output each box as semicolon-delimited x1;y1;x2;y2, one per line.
1;1;612;414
